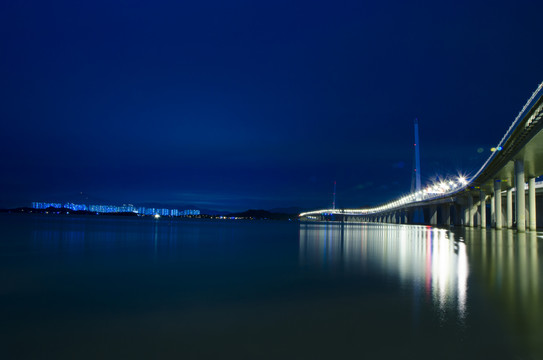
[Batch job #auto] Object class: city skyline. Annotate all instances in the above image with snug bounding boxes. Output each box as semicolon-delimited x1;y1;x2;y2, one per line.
31;202;200;216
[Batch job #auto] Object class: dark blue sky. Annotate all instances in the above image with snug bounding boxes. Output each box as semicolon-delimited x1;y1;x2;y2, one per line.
2;0;543;211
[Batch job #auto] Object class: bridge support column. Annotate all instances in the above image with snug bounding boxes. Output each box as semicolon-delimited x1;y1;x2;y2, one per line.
429;205;437;226
442;204;450;226
494;180;502;230
480;191;486;228
507;188;513;228
529;177;536;231
402;211;408;224
490;194;495;228
453;204;461;226
515;160;526;232
467;193;474;227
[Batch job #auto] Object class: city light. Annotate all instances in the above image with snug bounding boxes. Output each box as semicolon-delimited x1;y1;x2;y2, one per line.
31;202;201;217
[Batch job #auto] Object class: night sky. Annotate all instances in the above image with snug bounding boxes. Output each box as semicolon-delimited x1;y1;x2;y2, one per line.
2;0;543;212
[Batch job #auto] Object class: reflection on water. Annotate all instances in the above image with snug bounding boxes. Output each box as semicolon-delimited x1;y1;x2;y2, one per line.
299;222;543;359
3;215;543;359
28;217;202;258
299;223;469;322
467;228;542;358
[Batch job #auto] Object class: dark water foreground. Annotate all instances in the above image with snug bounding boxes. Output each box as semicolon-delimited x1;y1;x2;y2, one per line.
1;214;542;359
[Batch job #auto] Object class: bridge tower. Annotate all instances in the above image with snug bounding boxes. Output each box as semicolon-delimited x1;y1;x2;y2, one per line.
414;118;422;200
412;118;424;223
332;180;337;210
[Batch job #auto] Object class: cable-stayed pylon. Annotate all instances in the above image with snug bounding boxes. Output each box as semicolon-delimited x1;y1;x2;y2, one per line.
413;118;422;200
332;180;337;209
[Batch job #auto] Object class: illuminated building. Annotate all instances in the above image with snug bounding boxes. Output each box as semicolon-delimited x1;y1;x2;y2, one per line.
31;202;200;216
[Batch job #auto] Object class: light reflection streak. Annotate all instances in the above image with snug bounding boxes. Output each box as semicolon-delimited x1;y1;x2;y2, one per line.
468;229;542;358
299;223;469;322
29;218;205;257
300;221;543;355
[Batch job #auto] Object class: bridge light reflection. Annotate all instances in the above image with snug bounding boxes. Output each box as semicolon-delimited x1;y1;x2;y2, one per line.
299;223;469;322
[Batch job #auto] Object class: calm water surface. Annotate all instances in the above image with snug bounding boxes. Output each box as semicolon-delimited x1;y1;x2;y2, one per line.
1;214;542;359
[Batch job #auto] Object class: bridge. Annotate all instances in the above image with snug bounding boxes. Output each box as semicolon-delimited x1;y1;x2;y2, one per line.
300;81;543;232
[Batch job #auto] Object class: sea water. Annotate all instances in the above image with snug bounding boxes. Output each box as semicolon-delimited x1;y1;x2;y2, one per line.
1;214;542;359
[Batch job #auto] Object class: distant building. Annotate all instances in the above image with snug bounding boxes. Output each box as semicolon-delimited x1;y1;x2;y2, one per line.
32;202;62;209
31;202;200;216
63;203;88;211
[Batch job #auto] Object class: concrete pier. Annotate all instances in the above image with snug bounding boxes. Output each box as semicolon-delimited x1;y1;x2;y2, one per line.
429;205;437;225
515;160;526;232
507;188;513;229
468;193;474;227
442;204;450;226
490;194;495;228
529;177;536;231
480;190;486;228
494;180;502;230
